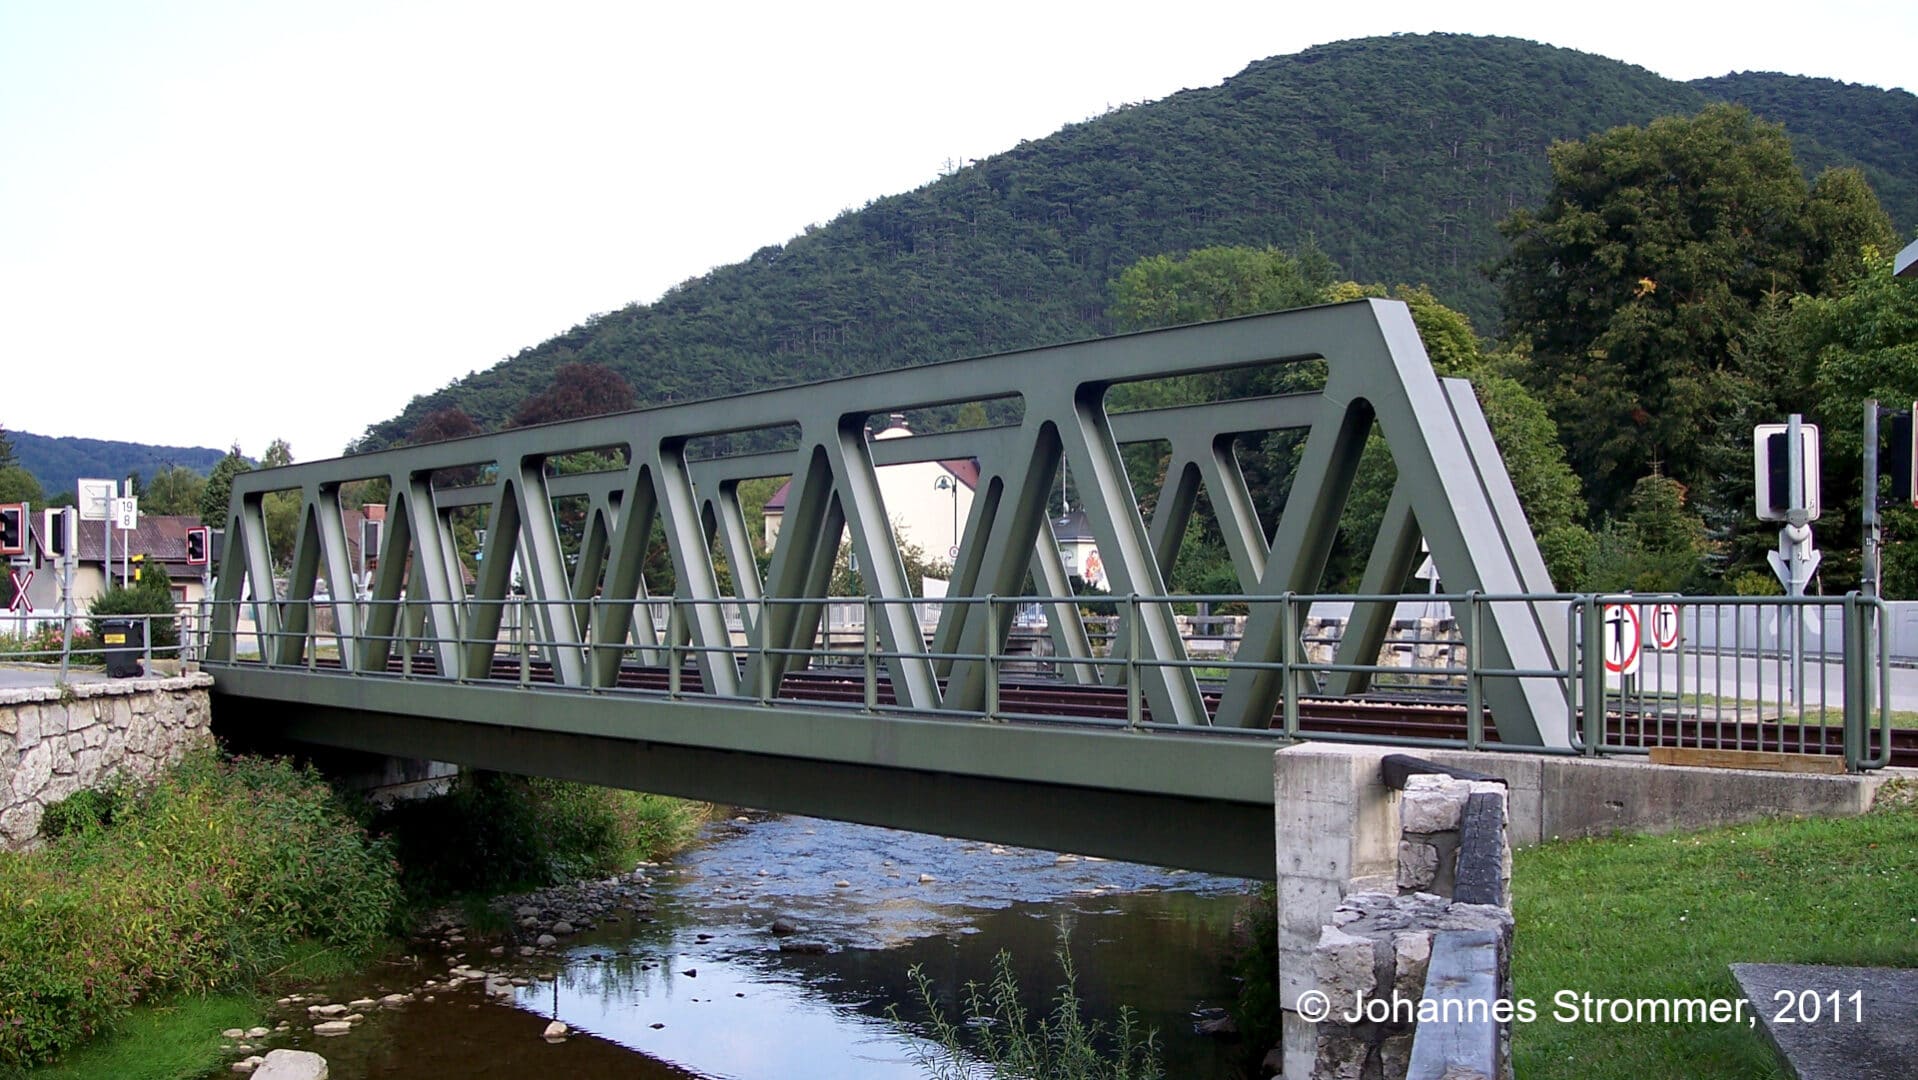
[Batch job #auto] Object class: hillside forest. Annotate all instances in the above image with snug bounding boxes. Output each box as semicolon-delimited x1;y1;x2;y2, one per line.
11;35;1916;598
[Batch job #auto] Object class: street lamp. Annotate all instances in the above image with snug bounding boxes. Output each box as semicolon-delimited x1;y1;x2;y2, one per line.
933;474;959;561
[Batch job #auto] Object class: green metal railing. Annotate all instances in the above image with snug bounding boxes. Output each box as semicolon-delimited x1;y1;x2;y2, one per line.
200;588;1893;772
2;608;209;682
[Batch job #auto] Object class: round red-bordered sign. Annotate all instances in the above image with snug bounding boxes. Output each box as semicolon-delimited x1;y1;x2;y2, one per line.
1602;602;1642;675
1649;603;1681;651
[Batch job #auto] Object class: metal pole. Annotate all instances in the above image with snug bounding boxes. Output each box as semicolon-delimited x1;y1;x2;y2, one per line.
1863;400;1881;599
1786;413;1807;705
986;595;1001;720
1124;593;1141;728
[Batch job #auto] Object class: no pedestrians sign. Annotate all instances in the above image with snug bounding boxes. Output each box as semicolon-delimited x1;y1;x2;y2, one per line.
1601;602;1642;676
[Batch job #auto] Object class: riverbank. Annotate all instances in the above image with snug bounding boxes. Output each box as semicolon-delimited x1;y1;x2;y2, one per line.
3;751;708;1078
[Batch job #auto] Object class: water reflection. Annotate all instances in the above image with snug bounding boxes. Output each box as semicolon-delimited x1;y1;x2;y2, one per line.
260;815;1254;1079
525;815;1250;1078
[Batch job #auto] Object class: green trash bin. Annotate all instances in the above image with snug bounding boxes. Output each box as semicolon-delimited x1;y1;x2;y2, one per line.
100;618;145;678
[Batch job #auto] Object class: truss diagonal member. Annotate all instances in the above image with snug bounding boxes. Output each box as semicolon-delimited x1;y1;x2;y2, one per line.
1212;305;1566;746
274;499;326;667
462;481;521;680
298;486;364;668
751;447;836;698
592;463;674;689
1048;392;1207;726
354;487;416;674
819;420;942;710
505;467;589;686
941;422;1081;708
1324;478;1422;697
396;474;465;679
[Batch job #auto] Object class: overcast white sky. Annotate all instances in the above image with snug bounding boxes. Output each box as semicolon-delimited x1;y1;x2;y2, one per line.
3;1;1913;471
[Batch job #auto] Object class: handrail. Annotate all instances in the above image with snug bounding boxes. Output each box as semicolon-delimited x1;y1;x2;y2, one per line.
186;589;1895;770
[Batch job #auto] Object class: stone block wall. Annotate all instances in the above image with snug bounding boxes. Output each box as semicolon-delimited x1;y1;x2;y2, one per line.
0;675;214;849
1308;774;1515;1080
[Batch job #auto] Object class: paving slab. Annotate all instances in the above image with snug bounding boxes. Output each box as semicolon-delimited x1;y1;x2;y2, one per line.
0;664;110;689
1731;963;1918;1080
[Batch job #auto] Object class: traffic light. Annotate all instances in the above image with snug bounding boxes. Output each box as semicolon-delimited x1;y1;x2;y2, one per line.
361;518;382;568
0;503;23;557
186;526;210;566
132;553;145;582
1889;410;1917;508
41;508;72;557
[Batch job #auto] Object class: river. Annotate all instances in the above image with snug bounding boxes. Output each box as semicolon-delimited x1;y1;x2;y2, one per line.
244;812;1261;1078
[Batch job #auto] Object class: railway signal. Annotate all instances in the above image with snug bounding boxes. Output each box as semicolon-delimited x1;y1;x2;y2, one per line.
0;503;24;557
186;526;210;566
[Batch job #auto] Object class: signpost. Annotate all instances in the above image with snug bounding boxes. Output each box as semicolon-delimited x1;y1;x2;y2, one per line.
1756;415;1820;702
78;479;113;589
5;568;30;614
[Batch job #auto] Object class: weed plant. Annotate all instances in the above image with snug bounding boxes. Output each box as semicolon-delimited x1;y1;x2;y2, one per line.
1227;884;1280;1072
0;752;400;1069
891;943;1163;1080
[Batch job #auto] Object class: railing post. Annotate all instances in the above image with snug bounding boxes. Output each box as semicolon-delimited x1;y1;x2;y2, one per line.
1843;594;1866;773
305;600;316;672
1281;593;1300;736
1581;596;1604;754
668;600;683;699
518;596;530;688
862;595;877;713
757;595;772;704
401;612;412;679
1124;593;1141;728
985;594;1000;721
1465;591;1483;749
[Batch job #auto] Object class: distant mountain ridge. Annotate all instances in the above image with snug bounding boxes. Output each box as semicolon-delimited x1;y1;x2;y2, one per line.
354;34;1917;451
10;431;226;498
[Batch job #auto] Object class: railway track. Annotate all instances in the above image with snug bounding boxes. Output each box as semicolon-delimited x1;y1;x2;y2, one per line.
267;654;1917;768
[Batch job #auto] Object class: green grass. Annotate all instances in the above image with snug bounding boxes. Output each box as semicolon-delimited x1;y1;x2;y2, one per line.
1511;788;1918;1078
1663;693;1918;729
21;992;261;1080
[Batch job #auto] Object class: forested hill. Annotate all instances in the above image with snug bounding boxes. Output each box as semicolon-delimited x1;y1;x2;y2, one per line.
11;432;226;498
1690;70;1918;235
355;33;1916;451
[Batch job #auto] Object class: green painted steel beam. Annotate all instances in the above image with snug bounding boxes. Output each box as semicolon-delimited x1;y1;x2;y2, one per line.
208;666;1282;878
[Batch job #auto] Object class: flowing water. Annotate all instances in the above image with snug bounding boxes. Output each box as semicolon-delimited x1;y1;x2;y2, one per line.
245;813;1260;1078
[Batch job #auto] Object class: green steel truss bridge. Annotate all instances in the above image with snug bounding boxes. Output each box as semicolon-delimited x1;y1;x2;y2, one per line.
202;301;1666;877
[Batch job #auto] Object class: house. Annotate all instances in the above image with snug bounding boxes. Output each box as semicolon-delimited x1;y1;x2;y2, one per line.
1051;508;1106;590
12;505;392;622
762;416;980;569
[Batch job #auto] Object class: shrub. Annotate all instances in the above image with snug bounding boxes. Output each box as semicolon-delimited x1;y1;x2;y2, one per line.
375;771;705;903
88;562;179;650
37;782;131;840
0;751;400;1068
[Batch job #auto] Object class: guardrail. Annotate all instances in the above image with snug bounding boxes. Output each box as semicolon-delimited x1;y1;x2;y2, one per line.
0;608;209;682
186;589;1894;772
1570;594;1892;772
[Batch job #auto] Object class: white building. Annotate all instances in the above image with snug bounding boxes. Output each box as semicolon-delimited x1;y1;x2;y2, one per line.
762;416;978;569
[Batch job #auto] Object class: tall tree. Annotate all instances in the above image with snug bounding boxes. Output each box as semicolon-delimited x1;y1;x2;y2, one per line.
199;445;254;527
410;406;484;444
509;362;638;427
1498;104;1895;517
142;465;207;516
